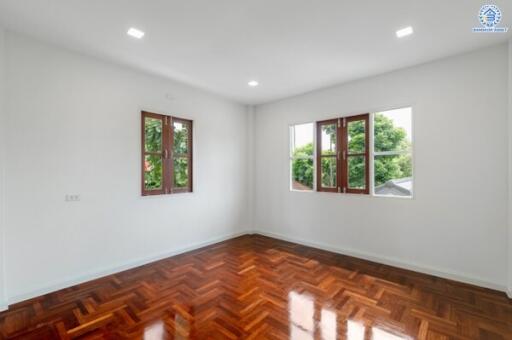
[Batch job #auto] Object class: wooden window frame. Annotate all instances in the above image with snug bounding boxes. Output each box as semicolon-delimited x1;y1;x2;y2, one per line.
316;113;369;195
171;118;193;194
316;119;339;192
141;111;193;196
343;114;370;194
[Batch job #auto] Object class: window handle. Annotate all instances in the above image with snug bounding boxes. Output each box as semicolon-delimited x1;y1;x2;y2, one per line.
164;149;169;159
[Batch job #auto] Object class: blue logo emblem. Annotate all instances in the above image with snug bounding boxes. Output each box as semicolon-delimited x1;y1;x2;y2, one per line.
473;5;508;32
480;5;501;27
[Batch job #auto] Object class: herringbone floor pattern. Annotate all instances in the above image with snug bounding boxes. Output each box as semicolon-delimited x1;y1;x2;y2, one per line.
0;235;511;339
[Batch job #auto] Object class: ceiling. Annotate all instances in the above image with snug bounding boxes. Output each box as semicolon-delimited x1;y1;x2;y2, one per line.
0;0;510;105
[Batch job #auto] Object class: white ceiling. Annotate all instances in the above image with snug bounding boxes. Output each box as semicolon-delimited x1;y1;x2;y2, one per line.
0;0;510;104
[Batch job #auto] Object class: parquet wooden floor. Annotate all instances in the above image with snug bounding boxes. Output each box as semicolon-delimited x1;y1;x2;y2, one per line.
0;234;511;339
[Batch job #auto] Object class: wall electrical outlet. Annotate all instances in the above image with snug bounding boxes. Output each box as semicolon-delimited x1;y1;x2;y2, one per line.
65;194;80;202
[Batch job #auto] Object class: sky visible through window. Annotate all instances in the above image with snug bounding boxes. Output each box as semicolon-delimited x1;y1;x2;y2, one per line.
378;107;412;142
293;123;314;150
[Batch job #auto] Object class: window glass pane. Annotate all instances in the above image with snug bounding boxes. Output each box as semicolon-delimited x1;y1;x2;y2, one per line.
173;121;189;155
321;157;337;188
290;123;314;191
291;123;314;156
348;156;365;189
374;107;412;152
321;124;337;156
144;155;163;190
173;157;189;188
144;117;162;152
291;158;314;190
347;120;365;154
374;154;412;197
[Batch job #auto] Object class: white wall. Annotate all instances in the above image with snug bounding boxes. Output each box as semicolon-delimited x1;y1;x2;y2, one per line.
509;38;512;298
0;27;6;309
3;32;250;303
254;44;509;291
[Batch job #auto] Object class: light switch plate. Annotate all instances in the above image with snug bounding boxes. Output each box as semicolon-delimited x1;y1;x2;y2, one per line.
65;194;80;202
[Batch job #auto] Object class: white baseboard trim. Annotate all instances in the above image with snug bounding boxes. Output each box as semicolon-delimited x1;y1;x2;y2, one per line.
255;230;507;293
4;229;508;309
7;231;247;307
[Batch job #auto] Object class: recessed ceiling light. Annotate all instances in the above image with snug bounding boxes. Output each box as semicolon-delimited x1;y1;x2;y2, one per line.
248;81;259;87
396;26;413;38
127;28;145;39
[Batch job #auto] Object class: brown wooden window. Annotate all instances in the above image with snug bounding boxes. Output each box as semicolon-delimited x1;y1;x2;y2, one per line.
316;114;369;194
317;119;339;193
141;111;193;196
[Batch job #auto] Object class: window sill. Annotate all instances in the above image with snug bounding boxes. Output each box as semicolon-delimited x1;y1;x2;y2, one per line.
289;189;413;200
140;191;194;198
290;189;315;193
372;193;413;200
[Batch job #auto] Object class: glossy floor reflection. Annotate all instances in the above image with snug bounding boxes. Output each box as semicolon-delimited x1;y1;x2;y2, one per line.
0;235;511;339
288;291;409;340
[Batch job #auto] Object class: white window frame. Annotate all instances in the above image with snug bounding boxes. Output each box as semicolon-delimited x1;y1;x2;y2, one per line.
289;123;316;192
288;107;413;198
371;107;414;198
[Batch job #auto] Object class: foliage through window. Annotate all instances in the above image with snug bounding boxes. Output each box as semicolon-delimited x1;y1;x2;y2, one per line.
344;115;369;193
317;120;339;192
290;123;314;191
142;111;193;195
373;108;412;197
